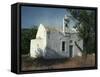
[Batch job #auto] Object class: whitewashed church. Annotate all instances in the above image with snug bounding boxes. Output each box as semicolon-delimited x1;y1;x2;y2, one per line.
30;15;83;59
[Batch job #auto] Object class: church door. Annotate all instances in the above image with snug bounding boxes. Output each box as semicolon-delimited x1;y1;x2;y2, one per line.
69;45;73;57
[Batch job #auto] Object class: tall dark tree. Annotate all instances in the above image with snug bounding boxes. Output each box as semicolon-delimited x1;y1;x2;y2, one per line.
67;9;96;54
21;25;38;54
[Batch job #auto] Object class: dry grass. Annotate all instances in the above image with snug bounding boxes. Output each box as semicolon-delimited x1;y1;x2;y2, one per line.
21;54;95;71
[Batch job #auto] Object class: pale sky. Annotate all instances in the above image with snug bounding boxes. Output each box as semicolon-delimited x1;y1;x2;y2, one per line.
21;6;78;29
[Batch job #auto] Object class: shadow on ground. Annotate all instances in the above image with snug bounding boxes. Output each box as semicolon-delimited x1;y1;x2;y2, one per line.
21;54;95;71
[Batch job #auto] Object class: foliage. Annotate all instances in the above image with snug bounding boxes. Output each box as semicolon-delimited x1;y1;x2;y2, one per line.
21;26;37;54
68;9;96;54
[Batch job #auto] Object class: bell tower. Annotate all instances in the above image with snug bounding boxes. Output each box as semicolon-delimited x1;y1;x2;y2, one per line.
63;15;70;34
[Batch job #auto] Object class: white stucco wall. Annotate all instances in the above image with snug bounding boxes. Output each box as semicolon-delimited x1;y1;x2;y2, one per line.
46;30;83;58
30;24;83;59
46;31;70;58
30;39;43;58
30;24;47;58
36;24;47;49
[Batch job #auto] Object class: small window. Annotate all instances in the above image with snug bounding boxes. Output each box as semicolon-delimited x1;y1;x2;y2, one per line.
62;41;65;51
65;23;68;27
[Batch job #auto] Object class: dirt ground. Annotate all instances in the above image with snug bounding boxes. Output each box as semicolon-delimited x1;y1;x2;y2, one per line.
21;54;95;71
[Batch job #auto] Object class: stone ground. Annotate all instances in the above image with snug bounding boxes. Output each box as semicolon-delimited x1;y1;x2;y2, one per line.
21;54;95;71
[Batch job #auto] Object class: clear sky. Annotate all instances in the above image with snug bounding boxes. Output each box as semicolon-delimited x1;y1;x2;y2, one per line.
21;6;77;29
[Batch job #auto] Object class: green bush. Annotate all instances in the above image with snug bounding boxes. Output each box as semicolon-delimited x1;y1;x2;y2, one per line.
21;27;37;54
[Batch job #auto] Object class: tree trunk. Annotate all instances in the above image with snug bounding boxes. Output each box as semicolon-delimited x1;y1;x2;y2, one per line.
74;41;87;66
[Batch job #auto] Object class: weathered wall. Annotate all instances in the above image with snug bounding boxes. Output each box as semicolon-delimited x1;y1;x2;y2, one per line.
30;24;83;59
30;39;43;58
30;24;47;58
46;31;70;58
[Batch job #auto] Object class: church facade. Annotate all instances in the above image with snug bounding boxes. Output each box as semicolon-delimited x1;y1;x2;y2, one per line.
30;15;83;59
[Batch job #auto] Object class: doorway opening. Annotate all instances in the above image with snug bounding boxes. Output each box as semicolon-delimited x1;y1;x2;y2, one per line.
69;45;73;57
